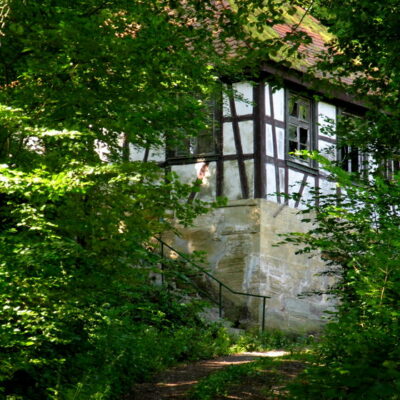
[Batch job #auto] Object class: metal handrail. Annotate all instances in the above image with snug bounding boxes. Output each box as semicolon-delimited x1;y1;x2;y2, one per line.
156;237;270;331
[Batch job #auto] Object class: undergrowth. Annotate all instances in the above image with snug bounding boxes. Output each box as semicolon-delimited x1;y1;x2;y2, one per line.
229;329;316;353
189;353;312;400
188;329;316;400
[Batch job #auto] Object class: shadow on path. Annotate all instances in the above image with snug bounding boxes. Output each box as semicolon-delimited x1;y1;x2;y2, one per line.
127;351;291;400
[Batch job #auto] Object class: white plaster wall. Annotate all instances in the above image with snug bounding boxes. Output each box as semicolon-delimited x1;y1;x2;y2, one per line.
276;127;285;160
171;164;197;185
266;124;274;157
150;150;165;162
223;122;235;155
318;140;336;161
171;162;216;202
223;120;254;155
266;163;277;202
223;160;242;200
232;82;254;116
129;145;145;161
129;144;164;162
223;82;254;117
279;167;286;196
265;165;288;203
288;169;304;208
265;84;272;117
318;102;336;139
222;159;254;200
265;125;285;159
272;88;285;122
94;139;110;162
198;162;217;201
240;120;254;154
300;175;316;209
223;91;231;117
318;177;337;197
245;160;255;198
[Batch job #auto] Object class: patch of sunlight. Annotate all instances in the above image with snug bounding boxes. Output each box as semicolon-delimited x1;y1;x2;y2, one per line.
205;360;254;366
158;381;198;387
241;350;290;357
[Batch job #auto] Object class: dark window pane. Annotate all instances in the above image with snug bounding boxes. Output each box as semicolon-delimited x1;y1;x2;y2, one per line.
287;93;312;164
175;138;191;156
289;98;298;117
299;127;309;146
289;140;298;152
196;134;215;154
171;95;219;157
289;125;297;140
339;146;349;171
299;103;310;122
350;147;359;173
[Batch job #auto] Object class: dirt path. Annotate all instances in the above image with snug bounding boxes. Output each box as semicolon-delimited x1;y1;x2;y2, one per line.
214;358;306;400
126;351;305;400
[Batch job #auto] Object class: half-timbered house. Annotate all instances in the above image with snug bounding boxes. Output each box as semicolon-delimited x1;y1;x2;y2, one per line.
130;8;367;332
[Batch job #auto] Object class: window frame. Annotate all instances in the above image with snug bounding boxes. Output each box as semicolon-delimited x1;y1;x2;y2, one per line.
285;90;317;169
168;96;220;159
336;110;369;177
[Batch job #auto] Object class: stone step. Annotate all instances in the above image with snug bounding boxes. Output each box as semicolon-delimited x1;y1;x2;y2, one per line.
199;305;246;336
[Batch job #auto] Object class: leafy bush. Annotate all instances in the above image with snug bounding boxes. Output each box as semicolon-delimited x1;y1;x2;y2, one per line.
288;316;400;400
282;154;400;399
0;113;226;398
189;360;267;400
189;354;311;400
58;294;233;399
230;329;315;353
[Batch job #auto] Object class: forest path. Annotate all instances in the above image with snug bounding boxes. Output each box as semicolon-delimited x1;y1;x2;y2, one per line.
127;351;305;399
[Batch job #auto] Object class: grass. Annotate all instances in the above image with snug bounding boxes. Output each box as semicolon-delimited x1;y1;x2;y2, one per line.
228;328;317;353
188;328;317;400
188;352;314;400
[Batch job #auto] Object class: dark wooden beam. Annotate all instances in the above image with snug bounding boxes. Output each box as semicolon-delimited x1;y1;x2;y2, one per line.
268;85;281;203
222;114;254;123
228;84;249;199
294;173;309;208
260;63;367;111
318;135;336;144
254;82;266;199
216;91;224;197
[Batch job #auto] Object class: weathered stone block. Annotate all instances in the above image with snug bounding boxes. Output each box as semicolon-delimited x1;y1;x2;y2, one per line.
172;198;336;332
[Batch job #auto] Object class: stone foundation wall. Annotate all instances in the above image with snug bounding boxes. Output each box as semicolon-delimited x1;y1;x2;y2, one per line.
172;199;335;333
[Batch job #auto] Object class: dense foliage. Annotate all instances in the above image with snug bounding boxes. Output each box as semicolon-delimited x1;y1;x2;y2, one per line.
280;154;400;399
0;1;236;397
0;1;309;398
3;0;399;397
0;105;230;398
273;1;400;398
312;0;400;160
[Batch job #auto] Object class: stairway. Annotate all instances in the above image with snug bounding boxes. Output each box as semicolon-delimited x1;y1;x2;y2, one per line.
156;237;268;332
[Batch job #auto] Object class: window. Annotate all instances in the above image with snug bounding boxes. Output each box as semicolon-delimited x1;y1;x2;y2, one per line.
287;93;313;164
337;112;368;175
172;98;218;158
338;145;367;173
380;159;400;180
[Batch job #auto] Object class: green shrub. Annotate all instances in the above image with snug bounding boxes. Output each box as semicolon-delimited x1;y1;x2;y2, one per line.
230;329;315;353
0;131;227;399
281;155;400;400
189;360;265;400
288;315;400;400
189;354;311;400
